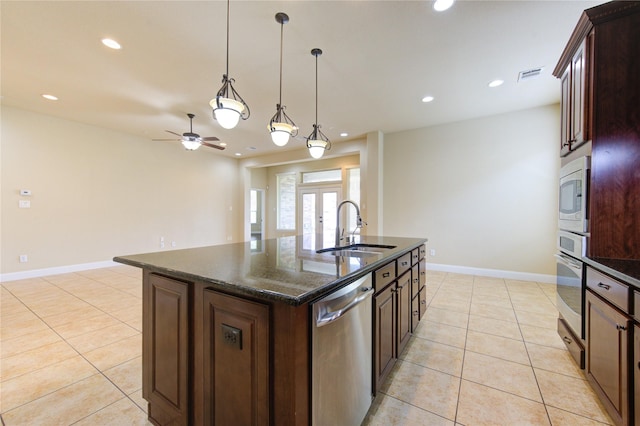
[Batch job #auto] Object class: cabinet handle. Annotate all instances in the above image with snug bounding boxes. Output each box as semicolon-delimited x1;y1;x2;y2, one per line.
413;278;419;283
616;324;627;331
383;272;390;278
401;261;408;266
390;288;397;293
597;282;611;291
563;336;572;345
413;310;419;316
420;300;426;305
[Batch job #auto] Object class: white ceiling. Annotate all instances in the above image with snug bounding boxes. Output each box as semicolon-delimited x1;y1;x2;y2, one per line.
1;0;604;159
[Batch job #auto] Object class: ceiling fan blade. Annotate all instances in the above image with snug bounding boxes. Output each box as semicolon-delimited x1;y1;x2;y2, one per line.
201;136;220;141
152;138;180;141
201;142;225;150
165;130;182;137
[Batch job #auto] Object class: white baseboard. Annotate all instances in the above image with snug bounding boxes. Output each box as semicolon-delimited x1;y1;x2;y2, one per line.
427;262;556;284
1;259;556;285
0;260;120;282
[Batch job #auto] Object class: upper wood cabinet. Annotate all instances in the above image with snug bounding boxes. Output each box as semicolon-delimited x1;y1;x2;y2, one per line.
556;36;592;156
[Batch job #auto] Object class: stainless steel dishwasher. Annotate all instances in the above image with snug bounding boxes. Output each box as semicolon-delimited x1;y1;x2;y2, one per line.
312;273;373;426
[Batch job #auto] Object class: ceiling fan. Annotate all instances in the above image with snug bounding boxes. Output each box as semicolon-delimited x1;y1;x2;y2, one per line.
153;113;225;151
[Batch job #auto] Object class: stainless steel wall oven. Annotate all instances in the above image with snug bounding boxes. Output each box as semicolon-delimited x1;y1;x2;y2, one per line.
556;155;590;369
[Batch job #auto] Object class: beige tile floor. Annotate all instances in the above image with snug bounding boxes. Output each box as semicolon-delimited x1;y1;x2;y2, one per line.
1;267;613;425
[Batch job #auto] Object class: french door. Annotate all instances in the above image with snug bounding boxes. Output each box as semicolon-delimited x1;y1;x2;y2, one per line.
298;185;341;251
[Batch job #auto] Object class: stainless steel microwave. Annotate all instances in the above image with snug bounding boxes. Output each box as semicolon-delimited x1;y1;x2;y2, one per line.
559;156;590;234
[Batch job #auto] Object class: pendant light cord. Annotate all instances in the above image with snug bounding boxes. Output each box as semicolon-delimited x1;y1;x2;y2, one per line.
315;52;318;126
225;0;230;77
278;21;283;106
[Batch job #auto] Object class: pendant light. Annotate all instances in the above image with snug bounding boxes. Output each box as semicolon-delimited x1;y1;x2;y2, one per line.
268;13;297;147
210;0;249;129
306;48;331;159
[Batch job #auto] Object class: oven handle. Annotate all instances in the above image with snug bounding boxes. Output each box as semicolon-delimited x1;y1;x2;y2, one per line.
555;253;582;272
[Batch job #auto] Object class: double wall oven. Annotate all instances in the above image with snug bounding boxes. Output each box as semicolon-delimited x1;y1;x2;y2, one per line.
556;156;589;368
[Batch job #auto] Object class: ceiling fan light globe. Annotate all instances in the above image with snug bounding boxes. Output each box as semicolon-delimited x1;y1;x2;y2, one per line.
307;139;328;159
182;139;201;150
270;122;293;146
211;97;245;130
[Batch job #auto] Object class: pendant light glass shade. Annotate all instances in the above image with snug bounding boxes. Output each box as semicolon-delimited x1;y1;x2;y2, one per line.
269;117;295;146
306;48;331;159
269;13;297;146
211;0;249;130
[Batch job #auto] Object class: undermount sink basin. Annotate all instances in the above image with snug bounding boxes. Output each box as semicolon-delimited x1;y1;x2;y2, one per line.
316;243;397;256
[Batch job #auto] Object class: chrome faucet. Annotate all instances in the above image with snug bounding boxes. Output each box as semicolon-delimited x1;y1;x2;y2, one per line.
335;200;364;248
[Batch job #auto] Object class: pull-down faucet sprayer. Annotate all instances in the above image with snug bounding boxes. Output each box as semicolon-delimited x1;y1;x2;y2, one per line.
335;200;364;248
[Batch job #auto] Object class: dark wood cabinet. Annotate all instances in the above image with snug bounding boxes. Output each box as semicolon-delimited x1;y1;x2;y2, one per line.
374;282;396;392
555;2;640;259
143;273;191;425
202;289;269;425
585;266;632;426
396;271;412;356
634;323;640;426
558;36;592;157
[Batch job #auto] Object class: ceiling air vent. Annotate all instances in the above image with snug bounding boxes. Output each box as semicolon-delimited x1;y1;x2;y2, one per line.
518;67;544;82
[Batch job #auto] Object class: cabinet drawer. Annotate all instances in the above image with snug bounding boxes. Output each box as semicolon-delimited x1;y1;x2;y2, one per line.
411;295;420;333
635;291;640;321
586;267;630;313
557;317;584;369
418;285;427;319
419;245;426;260
411;265;420;298
374;261;396;293
397;253;412;276
411;249;420;266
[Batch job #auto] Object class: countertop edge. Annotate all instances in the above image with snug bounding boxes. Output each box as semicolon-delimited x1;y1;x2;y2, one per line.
114;238;428;306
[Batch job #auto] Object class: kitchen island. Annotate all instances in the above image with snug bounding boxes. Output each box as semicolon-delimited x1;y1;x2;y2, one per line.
114;235;427;426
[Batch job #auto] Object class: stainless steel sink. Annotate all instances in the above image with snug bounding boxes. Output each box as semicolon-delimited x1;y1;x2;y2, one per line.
316;243;397;256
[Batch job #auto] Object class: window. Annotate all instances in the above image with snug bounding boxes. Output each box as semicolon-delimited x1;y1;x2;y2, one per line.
346;168;361;233
277;173;296;230
302;169;342;183
250;190;258;224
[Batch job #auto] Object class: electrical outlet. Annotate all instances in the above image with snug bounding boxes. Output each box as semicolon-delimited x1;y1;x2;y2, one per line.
160;237;165;249
19;200;31;208
430;249;436;257
19;254;28;263
171;241;176;248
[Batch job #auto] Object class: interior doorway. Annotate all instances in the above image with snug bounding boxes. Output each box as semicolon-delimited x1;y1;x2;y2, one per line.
298;184;342;251
250;189;264;242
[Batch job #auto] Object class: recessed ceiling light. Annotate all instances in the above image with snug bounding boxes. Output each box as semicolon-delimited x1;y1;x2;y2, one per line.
219;142;227;147
488;79;504;88
41;94;58;101
101;38;121;50
422;96;434;103
340;132;348;137
433;0;454;12
235;153;242;156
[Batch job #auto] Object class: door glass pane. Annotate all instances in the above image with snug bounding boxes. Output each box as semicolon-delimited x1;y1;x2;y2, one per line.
277;174;296;230
322;192;337;248
302;193;316;250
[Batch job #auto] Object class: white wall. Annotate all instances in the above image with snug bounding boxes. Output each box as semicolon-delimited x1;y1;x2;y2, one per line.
383;104;560;276
1;106;240;277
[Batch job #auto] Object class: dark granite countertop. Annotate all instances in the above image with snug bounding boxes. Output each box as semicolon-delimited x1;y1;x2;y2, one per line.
583;257;640;289
114;235;427;306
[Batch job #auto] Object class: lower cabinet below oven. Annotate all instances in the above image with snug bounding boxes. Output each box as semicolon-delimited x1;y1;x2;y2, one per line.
557;317;584;368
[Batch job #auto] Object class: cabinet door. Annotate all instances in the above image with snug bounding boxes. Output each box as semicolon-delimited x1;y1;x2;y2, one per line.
635;324;640;426
374;284;396;392
143;274;190;425
397;273;412;356
560;63;572;156
202;289;270;426
585;290;630;426
570;38;589;148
